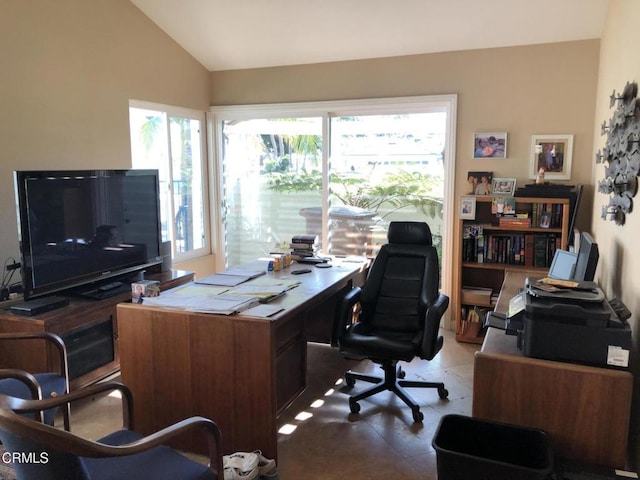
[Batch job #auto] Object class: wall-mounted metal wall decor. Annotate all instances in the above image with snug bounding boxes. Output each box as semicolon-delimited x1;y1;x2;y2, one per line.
597;81;640;225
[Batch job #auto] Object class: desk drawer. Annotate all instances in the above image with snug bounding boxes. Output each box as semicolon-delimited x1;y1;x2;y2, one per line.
276;337;305;412
275;315;303;351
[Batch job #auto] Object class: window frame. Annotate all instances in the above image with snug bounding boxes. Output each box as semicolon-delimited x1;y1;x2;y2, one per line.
129;100;210;264
209;95;457;298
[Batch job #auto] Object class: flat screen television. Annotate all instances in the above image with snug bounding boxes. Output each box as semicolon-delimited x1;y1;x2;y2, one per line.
573;232;599;282
14;169;163;299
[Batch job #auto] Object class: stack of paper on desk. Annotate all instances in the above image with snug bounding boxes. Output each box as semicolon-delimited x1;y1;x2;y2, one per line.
195;268;266;287
142;285;259;315
185;294;259;314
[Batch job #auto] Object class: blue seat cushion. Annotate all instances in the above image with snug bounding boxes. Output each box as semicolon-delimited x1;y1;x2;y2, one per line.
82;429;217;480
0;373;66;425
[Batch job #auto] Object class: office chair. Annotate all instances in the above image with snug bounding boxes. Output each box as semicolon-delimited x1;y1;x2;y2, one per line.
332;221;449;422
0;332;70;430
0;381;223;480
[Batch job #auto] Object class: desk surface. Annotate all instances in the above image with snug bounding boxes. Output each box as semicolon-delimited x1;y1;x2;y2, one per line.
473;270;633;468
117;259;367;460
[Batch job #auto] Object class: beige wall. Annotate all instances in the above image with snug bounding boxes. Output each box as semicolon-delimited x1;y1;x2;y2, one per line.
211;41;600;238
0;0;210;267
593;0;640;466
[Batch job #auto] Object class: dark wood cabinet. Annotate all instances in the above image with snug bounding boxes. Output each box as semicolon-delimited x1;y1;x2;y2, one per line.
0;270;193;390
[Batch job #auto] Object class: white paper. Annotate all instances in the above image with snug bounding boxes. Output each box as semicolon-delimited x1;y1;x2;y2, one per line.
241;304;285;318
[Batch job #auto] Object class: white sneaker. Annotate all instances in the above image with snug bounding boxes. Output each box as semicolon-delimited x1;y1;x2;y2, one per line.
223;452;260;480
253;450;276;477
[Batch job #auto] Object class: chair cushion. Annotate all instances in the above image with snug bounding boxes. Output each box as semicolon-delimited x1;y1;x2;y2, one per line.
82;429;217;480
0;373;66;425
340;322;422;362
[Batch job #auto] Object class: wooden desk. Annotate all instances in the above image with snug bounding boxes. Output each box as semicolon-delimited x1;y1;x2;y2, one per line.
473;270;633;468
117;261;367;460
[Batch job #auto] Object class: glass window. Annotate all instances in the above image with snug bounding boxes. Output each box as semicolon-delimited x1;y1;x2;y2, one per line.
220;117;324;266
129;102;208;262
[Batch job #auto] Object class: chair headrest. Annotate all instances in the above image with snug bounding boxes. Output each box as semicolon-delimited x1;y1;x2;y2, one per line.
387;222;432;245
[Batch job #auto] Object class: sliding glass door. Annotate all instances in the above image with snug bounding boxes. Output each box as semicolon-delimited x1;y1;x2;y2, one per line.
211;96;456;291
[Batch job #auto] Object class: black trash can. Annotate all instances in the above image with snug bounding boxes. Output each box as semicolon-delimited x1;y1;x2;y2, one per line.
432;414;553;480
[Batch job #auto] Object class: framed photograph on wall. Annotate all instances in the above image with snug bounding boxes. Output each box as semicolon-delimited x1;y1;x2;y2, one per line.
459;196;476;220
491;177;516;195
530;134;574;180
474;132;507;159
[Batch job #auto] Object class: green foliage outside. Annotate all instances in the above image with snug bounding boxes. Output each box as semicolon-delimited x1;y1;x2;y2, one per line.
265;167;443;220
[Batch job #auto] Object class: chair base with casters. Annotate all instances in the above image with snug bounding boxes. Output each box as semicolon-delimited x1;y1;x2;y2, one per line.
345;361;449;423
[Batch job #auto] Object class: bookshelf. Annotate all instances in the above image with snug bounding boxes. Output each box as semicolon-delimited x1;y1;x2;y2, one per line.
453;196;570;344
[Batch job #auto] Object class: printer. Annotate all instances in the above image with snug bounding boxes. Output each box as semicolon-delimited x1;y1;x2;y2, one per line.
517;277;631;369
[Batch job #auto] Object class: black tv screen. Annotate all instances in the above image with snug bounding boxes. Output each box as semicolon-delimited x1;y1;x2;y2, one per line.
14;169;162;299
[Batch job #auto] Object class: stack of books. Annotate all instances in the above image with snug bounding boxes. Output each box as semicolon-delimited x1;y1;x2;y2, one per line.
290;234;320;261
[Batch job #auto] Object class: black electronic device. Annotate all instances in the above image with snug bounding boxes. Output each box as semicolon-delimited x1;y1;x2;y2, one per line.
296;257;328;264
14;169;163;300
10;295;70;316
573;232;599;282
291;269;312;275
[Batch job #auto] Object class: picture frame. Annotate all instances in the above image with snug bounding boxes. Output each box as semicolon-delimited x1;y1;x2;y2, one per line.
530;134;574;180
459;196;477;220
474;132;507;159
491;177;516;195
465;171;493;195
539;211;552;229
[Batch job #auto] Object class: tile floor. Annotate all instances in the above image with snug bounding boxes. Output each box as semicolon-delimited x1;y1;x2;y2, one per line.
63;328;479;480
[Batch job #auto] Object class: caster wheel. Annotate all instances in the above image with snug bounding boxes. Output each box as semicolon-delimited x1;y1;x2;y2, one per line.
346;376;356;388
438;388;449;399
349;399;360;414
412;409;424;423
397;367;406;379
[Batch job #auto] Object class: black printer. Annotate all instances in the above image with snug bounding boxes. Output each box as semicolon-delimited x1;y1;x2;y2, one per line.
517;277;631;369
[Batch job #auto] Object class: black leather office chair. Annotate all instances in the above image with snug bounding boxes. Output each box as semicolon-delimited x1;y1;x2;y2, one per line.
332;221;449;422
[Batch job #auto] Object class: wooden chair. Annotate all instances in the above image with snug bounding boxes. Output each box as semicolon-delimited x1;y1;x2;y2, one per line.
0;381;223;480
0;332;70;430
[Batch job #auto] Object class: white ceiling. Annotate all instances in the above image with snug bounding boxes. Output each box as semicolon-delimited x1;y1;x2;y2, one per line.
130;0;609;72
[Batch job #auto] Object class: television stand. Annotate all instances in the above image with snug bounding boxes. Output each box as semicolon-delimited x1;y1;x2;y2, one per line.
74;281;131;300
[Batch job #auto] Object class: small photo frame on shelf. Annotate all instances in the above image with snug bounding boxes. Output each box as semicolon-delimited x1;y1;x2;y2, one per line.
460;196;477;220
491;177;516;195
473;132;507;159
539;211;553;228
491;196;516;215
530;134;573;180
465;171;493;195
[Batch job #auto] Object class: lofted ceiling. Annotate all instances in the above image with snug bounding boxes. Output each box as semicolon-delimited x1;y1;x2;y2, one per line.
129;0;609;72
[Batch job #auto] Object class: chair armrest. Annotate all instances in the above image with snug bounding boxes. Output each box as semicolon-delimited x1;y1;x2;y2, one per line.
331;286;361;348
2;381;134;430
0;369;44;423
420;293;450;358
0;332;69;383
0;409;223;477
